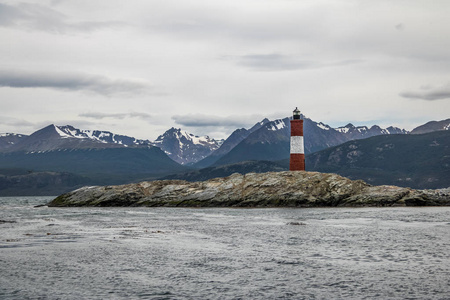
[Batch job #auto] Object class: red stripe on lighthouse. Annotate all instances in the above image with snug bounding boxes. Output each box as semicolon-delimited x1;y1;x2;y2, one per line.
290;108;305;171
290;120;303;136
290;153;305;171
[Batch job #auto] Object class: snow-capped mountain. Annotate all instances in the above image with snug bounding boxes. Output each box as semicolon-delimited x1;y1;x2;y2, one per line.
208;116;410;167
55;125;152;147
0;124;152;153
0;124;222;165
335;123;408;139
153;128;223;165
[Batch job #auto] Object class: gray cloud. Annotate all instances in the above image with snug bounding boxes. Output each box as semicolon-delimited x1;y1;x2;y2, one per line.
141;1;329;45
128;112;153;119
224;54;362;71
0;69;152;96
0;2;123;33
0;116;34;128
237;54;318;71
80;112;152;120
395;23;404;31
1;1;449;140
172;114;259;128
400;84;450;101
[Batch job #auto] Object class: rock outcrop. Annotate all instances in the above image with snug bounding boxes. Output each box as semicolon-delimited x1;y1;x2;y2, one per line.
47;171;450;207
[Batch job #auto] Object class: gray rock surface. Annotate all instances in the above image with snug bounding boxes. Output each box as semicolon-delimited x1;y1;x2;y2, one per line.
47;171;450;207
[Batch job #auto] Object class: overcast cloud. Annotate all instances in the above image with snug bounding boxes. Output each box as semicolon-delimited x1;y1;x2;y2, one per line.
1;0;449;140
400;83;450;101
0;2;123;33
172;114;261;128
0;69;152;96
225;54;363;71
80;112;152;120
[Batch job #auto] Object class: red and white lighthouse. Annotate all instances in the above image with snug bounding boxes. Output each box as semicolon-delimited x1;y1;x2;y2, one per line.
290;107;305;171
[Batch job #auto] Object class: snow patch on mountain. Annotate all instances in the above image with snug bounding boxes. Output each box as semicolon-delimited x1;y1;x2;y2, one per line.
54;125;74;139
335;124;351;134
0;133;28;149
0;133;25;138
334;123;407;137
317;122;331;131
357;126;369;133
268;120;286;131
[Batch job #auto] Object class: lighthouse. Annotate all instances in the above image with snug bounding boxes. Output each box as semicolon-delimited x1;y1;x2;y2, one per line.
290;107;305;171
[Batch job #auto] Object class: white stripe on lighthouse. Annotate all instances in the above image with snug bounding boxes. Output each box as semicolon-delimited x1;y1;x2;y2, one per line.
290;136;304;154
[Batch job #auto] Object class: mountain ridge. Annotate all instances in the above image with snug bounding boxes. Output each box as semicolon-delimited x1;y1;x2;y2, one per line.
0;124;225;165
206;116;410;168
410;118;450;135
0;124;150;153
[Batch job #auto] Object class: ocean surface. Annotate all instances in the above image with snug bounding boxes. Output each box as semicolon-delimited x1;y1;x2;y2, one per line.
1;196;449;300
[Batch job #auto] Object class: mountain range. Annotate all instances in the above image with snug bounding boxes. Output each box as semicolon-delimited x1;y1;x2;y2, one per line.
0;124;222;165
199;116;409;167
0;117;449;195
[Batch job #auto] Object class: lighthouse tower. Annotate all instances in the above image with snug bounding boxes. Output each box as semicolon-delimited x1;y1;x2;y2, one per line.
290;107;305;171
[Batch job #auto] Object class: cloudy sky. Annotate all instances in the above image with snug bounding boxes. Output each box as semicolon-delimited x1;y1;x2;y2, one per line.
1;0;449;140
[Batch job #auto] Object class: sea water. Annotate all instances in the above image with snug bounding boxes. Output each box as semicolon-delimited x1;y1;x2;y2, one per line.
1;196;449;299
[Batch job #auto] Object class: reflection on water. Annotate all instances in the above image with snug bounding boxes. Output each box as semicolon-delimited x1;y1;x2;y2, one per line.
1;197;450;299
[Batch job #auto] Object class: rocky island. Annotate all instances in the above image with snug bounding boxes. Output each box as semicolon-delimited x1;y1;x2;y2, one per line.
47;171;450;207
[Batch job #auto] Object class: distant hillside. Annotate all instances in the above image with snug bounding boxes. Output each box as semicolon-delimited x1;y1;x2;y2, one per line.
307;130;450;189
163;160;287;182
0;124;192;195
0;147;188;193
0;169;89;196
0;133;27;151
410;118;450;134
